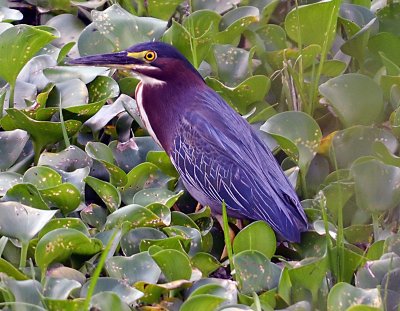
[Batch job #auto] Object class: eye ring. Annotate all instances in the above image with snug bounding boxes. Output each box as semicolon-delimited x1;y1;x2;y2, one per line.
144;51;157;62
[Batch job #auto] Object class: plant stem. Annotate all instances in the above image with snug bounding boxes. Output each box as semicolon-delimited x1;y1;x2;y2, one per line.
309;0;341;114
8;83;15;109
372;213;379;242
19;241;28;269
252;292;262;311
300;169;309;199
222;201;235;277
294;0;305;112
58;95;70;148
83;229;119;311
0;88;6;119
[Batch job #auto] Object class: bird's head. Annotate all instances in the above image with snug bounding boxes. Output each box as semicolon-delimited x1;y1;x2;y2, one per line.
69;42;203;85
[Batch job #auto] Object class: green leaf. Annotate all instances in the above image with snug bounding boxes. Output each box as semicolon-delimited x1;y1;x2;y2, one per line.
38;145;93;171
78;4;167;55
80;277;143;305
181;294;225;311
44;66;109;84
120;228;166;256
233;221;276;259
234;250;281;295
191;252;221;277
330;126;398;169
284;0;338;48
327;283;382;311
0;7;23;22
351;158;400;213
119;162;172;205
369;32;400;67
90;292;131;311
149;246;192;281
0;25;55;85
261;111;321;173
0;172;23;196
44;276;82;299
356;253;400;289
0;202;57;242
45;14;85;50
216;6;259;44
35;228;102;272
146;151;179;178
146;0;182;20
211;45;253;85
105;251;161;285
319;74;384;127
85;176;121;212
0;258;28;280
0;129;29;170
3;278;43;309
86;142;127;187
39;218;89;239
105;203;169;229
133;188;183;208
207;75;270;114
289;256;328;304
1;109;81;163
80;204;107;230
3;183;49;210
23;166;62;190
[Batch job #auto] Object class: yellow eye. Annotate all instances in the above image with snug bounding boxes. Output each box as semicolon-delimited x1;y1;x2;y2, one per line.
144;51;156;62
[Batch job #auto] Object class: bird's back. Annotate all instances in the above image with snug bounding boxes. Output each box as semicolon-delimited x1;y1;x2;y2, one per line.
170;85;308;242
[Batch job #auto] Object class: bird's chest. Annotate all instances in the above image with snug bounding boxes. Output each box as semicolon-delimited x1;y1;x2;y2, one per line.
135;82;176;152
135;82;161;146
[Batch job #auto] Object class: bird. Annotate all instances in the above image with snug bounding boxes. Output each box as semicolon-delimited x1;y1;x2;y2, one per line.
69;42;308;242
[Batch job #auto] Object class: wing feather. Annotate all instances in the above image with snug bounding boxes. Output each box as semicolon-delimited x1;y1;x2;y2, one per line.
170;88;307;241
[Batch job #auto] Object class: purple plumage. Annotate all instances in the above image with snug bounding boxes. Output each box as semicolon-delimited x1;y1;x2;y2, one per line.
69;42;308;242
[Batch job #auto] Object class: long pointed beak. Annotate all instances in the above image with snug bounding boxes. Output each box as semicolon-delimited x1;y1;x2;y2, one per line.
68;51;144;68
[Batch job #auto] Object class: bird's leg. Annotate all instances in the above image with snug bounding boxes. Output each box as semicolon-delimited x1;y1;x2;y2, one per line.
215;214;235;260
195;202;202;212
234;219;243;230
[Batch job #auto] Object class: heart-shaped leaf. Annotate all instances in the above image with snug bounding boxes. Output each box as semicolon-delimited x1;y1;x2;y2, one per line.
233;221;276;259
319;74;384;127
105;251;161;285
0;202;57;242
35;228;102;272
0;25;55;86
261;111;321;173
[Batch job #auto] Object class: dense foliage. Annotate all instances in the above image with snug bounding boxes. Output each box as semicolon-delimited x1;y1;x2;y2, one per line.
0;0;399;310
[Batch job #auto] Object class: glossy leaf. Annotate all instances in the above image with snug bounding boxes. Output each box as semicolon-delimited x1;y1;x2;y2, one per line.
0;25;55;85
207;75;270;114
285;0;338;48
120;227;167;256
319;74;384;127
105;203;169;229
85;176;121;212
0;202;56;242
327;283;382;311
35;228;102;272
261;111;321;172
0;129;29;170
105;251;161;285
1;109;81;163
233;221;276;259
80;277;143;305
330;126;398;168
149;246;192;282
0;172;23;196
351;158;400;213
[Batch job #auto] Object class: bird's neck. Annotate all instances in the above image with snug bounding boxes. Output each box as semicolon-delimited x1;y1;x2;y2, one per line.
135;76;205;153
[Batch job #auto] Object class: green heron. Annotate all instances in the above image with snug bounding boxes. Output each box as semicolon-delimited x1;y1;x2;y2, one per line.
70;42;308;242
